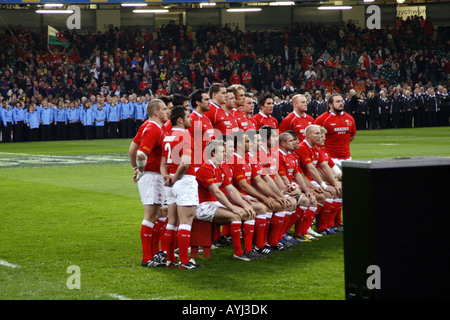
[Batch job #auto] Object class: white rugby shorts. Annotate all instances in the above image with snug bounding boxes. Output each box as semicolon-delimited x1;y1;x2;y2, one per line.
195;201;226;223
165;174;199;206
137;171;166;205
331;157;352;169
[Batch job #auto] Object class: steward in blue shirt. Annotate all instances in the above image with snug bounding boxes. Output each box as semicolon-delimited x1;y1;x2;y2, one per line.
26;103;40;141
67;101;80;140
120;95;135;138
94;103;106;139
38;99;54;141
107;96;121;138
1;100;13;142
134;95;147;132
12;101;26;142
54;100;68;140
81;102;95;140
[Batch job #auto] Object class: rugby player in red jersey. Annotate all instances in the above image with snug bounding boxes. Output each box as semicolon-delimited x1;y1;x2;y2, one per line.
314;93;356;167
296;125;337;235
230;85;256;132
187;89;215;170
279;94;315;141
129;99;170;267
317;126;343;233
204;83;238;135
251;94;279;130
195;140;257;261
160;106;201;269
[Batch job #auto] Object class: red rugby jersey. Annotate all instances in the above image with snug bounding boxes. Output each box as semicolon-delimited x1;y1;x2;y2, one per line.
251;112;279;130
296;140;326;181
257;146;279;179
136;120;165;173
314;111;356;159
161;128;195;176
231;108;256;132
188;111;215;168
278;149;299;183
196;160;232;203
279;111;314;141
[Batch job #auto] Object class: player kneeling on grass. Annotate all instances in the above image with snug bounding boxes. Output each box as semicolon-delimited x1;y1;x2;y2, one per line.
195;140;257;262
160;106;202;269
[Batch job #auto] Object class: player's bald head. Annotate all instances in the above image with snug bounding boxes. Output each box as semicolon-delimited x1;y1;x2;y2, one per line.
305;124;321;136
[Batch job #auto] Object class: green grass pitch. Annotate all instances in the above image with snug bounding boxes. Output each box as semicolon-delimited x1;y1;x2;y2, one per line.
0;127;449;300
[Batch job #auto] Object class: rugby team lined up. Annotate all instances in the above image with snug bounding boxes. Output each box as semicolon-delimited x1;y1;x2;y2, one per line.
129;84;354;269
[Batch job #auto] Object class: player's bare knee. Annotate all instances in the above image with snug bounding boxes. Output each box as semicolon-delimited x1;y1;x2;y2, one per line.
254;202;267;215
298;196;310;208
316;193;326;205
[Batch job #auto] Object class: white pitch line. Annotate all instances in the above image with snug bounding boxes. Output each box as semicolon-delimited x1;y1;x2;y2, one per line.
0;152;127;163
150;295;188;300
108;293;132;300
0;259;20;268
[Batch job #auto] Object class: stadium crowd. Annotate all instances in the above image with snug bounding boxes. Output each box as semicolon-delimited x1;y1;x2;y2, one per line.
0;14;449;142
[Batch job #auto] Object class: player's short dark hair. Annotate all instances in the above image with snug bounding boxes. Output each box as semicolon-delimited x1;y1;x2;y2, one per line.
259;93;273;107
173;93;189;106
328;93;342;106
170;105;187;127
285;130;298;140
159;95;173;107
191;89;207;107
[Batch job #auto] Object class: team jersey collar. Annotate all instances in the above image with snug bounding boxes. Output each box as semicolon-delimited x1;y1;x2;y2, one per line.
192;110;204;117
304;140;314;148
208;159;217;168
148;120;162;129
233;152;244;159
294;111;306;118
258;111;269;118
210;101;221;109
